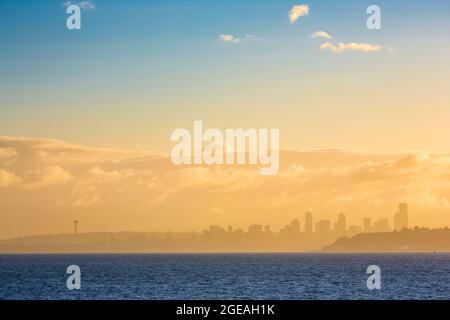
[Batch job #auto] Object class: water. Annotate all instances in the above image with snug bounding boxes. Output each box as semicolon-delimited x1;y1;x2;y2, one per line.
0;253;449;300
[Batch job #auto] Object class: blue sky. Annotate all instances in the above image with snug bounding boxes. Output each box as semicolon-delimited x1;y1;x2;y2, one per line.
0;0;449;151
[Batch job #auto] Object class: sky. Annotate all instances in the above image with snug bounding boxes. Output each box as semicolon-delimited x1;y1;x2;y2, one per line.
0;0;449;238
1;0;449;151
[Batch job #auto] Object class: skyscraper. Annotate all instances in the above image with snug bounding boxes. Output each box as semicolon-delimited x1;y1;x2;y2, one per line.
315;220;331;235
291;219;300;235
305;211;313;233
394;203;409;230
363;217;372;233
264;225;272;236
373;219;390;232
336;212;346;236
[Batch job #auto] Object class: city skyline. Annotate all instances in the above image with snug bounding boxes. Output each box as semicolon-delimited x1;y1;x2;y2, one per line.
7;202;423;241
163;202;412;237
2;203;447;254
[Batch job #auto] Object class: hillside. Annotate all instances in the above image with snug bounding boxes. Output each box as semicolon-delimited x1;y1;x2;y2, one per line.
323;228;450;252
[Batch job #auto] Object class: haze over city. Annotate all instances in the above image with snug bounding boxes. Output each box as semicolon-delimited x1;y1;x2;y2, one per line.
1;0;449;239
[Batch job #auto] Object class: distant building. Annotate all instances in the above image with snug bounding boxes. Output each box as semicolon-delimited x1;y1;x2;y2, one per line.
305;211;313;233
336;212;346;236
279;219;300;238
394;203;409;231
373;219;390;232
209;225;226;236
248;224;263;235
291;219;300;235
315;220;331;235
347;225;362;236
363;218;372;233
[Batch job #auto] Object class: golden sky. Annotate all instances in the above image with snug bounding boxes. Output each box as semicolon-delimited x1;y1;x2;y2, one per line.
1;136;449;238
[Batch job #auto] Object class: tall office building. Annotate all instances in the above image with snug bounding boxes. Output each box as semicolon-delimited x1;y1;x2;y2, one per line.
363;217;372;233
394;203;409;230
291;219;300;234
315;220;331;235
336;212;346;236
373;219;390;232
305;211;313;233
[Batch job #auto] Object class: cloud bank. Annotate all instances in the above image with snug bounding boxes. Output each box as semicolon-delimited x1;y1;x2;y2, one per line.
1;136;449;238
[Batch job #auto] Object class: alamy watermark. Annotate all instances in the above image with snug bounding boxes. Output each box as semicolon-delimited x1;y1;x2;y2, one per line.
66;4;81;30
66;265;81;290
366;265;381;290
170;121;280;175
367;5;381;30
64;1;95;30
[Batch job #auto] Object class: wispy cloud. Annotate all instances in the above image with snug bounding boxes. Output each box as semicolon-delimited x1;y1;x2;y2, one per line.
320;42;384;53
311;31;332;39
218;34;243;44
79;1;95;10
0;148;17;160
24;166;73;189
288;4;310;23
387;47;397;54
61;1;95;10
0;169;21;188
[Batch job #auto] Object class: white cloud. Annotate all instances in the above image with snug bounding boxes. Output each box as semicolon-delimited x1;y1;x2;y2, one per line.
0;148;17;160
311;31;332;39
288;4;310;23
320;42;384;53
218;34;242;44
70;182;102;207
25;166;73;189
79;1;95;10
0;169;21;188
